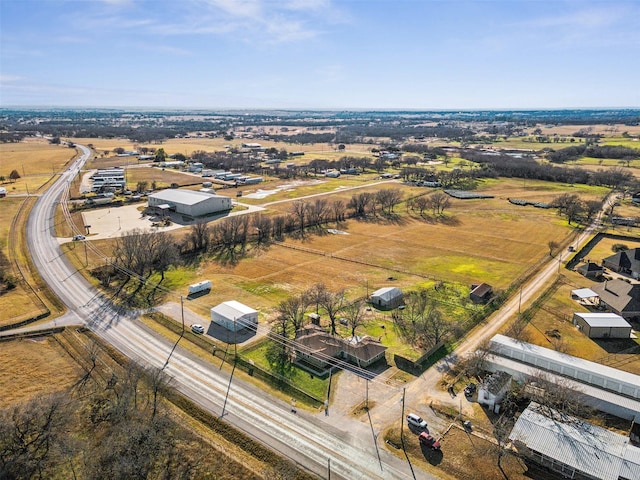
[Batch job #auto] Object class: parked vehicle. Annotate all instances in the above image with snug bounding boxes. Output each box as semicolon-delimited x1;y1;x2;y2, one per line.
464;383;477;397
407;413;427;429
191;324;205;334
188;280;211;295
419;432;441;450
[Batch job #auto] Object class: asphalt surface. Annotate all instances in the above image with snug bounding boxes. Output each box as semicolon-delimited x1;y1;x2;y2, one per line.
22;144;429;480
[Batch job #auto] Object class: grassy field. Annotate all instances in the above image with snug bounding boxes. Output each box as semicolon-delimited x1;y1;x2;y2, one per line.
0;138;77;195
0;197;50;325
73;136;376;161
0;334;84;406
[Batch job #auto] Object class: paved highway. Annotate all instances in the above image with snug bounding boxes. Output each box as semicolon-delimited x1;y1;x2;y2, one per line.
26;145;422;480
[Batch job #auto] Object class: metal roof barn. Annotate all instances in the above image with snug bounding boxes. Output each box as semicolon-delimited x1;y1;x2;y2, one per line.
573;312;632;339
210;300;258;333
509;402;640;480
148;189;231;217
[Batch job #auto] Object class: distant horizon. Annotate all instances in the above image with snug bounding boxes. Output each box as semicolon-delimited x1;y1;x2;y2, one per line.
2;1;639;109
2;105;640;113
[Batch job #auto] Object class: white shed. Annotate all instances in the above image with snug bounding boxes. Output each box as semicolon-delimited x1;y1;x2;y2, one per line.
573;312;632;339
210;300;258;333
148;189;232;217
370;287;403;309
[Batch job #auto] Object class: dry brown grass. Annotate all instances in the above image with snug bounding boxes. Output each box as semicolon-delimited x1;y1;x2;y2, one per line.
0;197;50;325
0;139;77;194
0;335;83;406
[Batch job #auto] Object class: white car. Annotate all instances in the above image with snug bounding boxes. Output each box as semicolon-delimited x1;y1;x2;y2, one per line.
191;324;205;334
407;413;427;429
72;234;86;241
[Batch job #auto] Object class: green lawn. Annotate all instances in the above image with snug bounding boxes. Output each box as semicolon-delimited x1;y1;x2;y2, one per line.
241;341;330;400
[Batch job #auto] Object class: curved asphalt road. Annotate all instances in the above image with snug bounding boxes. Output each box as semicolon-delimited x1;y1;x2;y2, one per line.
25;145;422;480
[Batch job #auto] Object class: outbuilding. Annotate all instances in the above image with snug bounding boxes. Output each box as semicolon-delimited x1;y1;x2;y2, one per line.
370;287;403;309
573;312;632;339
210;300;258;333
148;189;232;218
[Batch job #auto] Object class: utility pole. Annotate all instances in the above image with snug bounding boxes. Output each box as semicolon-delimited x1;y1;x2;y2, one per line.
366;378;369;410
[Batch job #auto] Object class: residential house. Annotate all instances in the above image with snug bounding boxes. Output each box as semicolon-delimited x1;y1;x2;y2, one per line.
602;248;640;279
577;261;605;279
294;325;387;373
591;279;640;320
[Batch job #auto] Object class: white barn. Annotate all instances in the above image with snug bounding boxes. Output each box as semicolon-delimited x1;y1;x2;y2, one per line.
210;301;258;333
573;312;632;339
148;189;231;217
370;287;403;309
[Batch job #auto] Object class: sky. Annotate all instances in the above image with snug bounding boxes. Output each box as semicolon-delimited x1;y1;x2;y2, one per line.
1;0;639;110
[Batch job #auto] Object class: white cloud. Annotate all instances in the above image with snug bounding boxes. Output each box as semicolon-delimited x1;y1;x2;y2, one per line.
0;74;25;83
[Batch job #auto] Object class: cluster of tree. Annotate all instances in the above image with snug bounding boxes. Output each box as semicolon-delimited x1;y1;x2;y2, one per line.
346;189;404;218
547;144;640;163
265;132;335;144
267;284;366;372
392;288;458;349
0;132;26;143
338;124;474;142
401;144;447;157
190;150;262;174
406;192;451;216
461;150;592;184
112;229;179;289
551;193;602;225
0;363;207;480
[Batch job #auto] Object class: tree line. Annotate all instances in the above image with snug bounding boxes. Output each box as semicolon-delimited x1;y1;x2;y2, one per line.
547;144;640;163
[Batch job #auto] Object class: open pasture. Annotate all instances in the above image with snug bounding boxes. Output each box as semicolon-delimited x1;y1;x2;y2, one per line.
0;139;77;194
74;136;375;161
0;197;48;325
0;335;83;405
184;193;570;321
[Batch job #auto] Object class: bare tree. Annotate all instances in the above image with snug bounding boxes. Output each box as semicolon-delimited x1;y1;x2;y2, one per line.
252;214;272;244
318;287;348;335
188;220;209;252
0;392;72;480
344;299;366;338
426;191;451;215
347;192;375;218
331;199;346;223
290;200;309;236
308;198;329;227
375;188;403;215
547;240;559;257
412;196;429;216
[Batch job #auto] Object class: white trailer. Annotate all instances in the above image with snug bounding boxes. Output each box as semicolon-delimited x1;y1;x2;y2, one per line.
188;280;212;295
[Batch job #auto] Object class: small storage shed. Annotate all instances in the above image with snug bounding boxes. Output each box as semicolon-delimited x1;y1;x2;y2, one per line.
573;312;632;339
470;283;493;304
477;371;512;412
370;287;403;309
210;300;258;333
